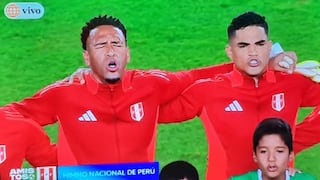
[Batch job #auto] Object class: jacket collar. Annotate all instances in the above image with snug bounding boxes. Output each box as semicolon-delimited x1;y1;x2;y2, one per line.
228;65;276;87
85;70;133;94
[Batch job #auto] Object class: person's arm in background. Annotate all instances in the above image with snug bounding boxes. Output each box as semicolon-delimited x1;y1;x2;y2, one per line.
269;42;320;82
294;106;320;153
294;60;320;153
292;77;320;153
293;61;320;152
23;119;57;167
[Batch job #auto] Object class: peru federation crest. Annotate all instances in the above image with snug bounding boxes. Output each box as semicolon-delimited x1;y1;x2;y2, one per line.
130;102;144;121
272;93;285;112
0;145;6;164
37;166;57;180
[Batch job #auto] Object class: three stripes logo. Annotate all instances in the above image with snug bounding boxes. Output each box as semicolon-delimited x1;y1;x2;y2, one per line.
78;110;97;121
37;166;56;180
224;100;243;112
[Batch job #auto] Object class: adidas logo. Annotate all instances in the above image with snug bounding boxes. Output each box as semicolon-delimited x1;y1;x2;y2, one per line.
78;110;97;121
225;100;243;112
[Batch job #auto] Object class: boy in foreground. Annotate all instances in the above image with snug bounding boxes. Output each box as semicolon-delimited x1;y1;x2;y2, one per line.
230;117;316;180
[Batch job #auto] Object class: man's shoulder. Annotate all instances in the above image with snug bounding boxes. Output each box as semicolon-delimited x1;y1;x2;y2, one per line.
274;71;313;81
192;74;230;87
132;69;171;78
291;172;317;180
229;171;257;180
37;77;85;95
131;69;186;84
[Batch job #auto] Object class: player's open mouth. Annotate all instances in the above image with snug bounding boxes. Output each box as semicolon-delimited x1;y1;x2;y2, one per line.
267;165;277;172
248;59;260;67
107;61;118;72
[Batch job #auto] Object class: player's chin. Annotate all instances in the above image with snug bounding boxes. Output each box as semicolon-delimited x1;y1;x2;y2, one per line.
265;172;281;179
247;68;265;77
105;72;121;80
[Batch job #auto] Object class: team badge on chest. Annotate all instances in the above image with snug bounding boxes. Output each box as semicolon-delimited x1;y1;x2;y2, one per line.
272;93;285;112
0;145;6;164
130;102;144;121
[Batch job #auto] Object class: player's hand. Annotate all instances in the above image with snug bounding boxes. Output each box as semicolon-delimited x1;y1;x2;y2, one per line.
62;67;91;84
287;167;302;176
269;51;297;74
295;60;320;83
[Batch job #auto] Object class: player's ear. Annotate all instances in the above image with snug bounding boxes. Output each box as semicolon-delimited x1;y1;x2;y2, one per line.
83;50;90;66
267;40;273;53
289;151;294;162
226;44;233;62
126;47;130;63
253;152;258;163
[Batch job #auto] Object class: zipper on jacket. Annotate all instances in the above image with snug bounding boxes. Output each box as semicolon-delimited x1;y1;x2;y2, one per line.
109;86;121;161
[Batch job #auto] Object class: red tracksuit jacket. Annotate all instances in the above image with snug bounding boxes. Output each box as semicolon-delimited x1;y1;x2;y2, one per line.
159;68;320;179
0;110;57;180
4;64;231;166
295;105;320;152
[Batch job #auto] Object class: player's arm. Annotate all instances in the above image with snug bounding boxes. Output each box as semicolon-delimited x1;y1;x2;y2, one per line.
294;106;320;153
294;69;320;152
269;42;320;82
158;80;207;123
4;83;60;126
268;42;297;74
24;120;57;166
295;60;320;83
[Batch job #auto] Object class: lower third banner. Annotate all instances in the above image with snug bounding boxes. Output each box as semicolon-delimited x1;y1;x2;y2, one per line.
58;162;159;180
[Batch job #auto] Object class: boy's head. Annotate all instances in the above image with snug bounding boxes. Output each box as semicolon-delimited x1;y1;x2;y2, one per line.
160;160;199;180
253;117;293;179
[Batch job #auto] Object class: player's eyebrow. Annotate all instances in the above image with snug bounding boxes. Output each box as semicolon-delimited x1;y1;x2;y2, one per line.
255;40;266;45
237;42;249;46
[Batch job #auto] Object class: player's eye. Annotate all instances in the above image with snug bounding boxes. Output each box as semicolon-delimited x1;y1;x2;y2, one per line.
238;43;248;48
276;149;285;153
259;150;267;154
95;42;106;49
111;41;124;47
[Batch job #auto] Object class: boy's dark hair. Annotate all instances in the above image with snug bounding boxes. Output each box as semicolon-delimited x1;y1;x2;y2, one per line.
81;15;127;50
253;117;293;153
227;11;268;41
160;160;199;180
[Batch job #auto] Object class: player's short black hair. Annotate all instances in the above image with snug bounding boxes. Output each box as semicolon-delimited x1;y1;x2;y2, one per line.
81;15;127;50
227;11;268;41
253;117;293;153
160;160;199;180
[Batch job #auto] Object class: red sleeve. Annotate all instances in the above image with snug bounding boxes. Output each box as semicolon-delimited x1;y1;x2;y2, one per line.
294;106;320;153
154;63;232;104
24;119;57;166
293;76;320;153
300;76;320;106
5;82;62;126
158;80;208;123
188;62;233;80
